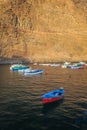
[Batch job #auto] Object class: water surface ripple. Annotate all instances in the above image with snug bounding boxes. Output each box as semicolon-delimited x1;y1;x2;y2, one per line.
0;65;87;130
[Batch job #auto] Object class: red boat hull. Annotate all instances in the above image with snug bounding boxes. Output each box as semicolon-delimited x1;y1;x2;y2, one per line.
42;95;64;104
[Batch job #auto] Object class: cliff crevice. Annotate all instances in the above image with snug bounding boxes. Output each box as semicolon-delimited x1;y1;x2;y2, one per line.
0;0;87;62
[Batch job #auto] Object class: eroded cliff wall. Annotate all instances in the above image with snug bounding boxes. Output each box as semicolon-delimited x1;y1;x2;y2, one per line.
0;0;87;62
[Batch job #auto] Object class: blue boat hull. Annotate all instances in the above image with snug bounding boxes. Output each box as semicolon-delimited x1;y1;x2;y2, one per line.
41;89;64;104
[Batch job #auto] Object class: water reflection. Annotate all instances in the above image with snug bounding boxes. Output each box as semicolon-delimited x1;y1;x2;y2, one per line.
0;65;87;130
74;118;87;129
42;99;64;114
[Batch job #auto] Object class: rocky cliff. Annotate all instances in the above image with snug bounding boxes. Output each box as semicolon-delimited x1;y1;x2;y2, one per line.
0;0;87;62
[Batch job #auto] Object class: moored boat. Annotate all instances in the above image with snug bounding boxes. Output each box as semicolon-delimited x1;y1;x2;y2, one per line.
71;65;83;69
18;68;31;73
41;87;64;104
24;69;44;76
10;64;29;71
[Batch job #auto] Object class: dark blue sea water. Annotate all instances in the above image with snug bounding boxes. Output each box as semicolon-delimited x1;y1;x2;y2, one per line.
0;64;87;130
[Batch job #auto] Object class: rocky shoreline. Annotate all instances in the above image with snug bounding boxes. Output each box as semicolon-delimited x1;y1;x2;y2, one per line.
0;58;30;65
0;57;87;65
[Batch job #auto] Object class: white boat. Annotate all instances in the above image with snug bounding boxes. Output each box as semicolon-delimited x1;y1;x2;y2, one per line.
61;65;67;68
18;68;31;73
71;66;83;69
49;63;60;67
61;62;71;68
24;69;44;76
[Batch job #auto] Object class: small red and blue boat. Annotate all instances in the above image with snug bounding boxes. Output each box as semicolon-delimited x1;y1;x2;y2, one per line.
41;87;64;104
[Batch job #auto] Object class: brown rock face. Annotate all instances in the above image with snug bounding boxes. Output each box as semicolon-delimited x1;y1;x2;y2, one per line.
0;0;87;62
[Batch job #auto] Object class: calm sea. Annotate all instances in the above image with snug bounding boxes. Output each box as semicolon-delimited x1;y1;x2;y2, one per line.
0;64;87;130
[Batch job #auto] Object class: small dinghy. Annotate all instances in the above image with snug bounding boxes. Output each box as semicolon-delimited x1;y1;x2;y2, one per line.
41;87;64;104
71;65;83;69
24;69;44;76
10;64;29;71
18;68;31;73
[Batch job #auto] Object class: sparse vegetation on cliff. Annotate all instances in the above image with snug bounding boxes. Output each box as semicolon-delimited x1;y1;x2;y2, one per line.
0;0;87;62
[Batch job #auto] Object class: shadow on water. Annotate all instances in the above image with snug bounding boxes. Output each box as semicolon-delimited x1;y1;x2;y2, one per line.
42;99;64;114
74;111;87;127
